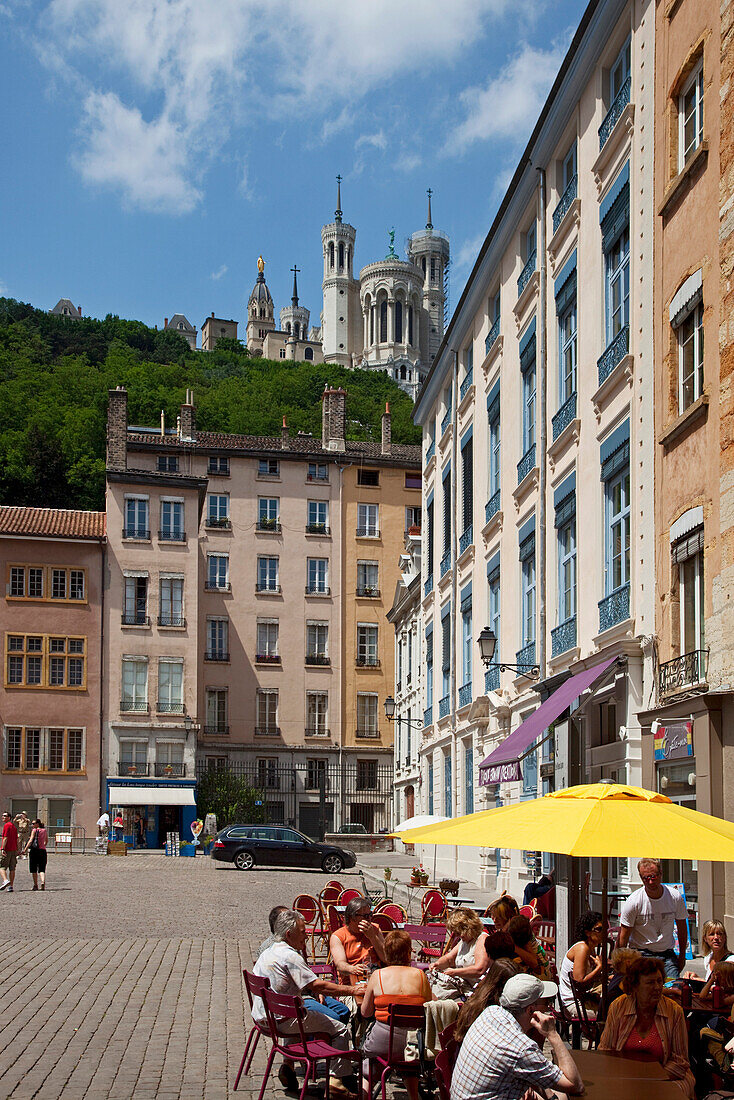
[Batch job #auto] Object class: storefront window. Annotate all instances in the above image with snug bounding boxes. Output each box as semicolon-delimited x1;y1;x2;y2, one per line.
657;759;698;950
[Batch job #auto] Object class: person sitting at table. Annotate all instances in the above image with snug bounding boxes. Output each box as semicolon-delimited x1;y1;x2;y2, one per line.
558;911;604;1014
507;914;551;981
599;953;695;1098
486;893;519;932
330;896;387;984
523;868;555;908
451;973;585;1100
427;908;490;999
359;929;432;1100
484;930;517;962
258;904;288;958
683;919;734;981
453;957;520;1043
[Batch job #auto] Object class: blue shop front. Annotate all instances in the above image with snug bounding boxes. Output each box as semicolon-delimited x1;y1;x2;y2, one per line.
106;776;197;848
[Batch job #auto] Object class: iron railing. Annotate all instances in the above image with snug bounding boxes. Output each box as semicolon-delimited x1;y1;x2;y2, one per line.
305;585;331;596
458;682;472;707
203;724;229;736
154;762;187;777
122;613;149;626
356;527;380;538
157;701;185;714
516;642;536;669
426;439;435;463
118;762;149;776
355;728;381;739
305;727;330;737
305;524;330;535
459;527;473;556
599;75;631;150
485;490;501;524
517;444;536;485
120;700;148;713
460;370;473;402
440;551;452;578
306;654;331;665
255;653;280;664
159;529;187;542
424;575;434;598
205;650;230;661
551;617;577;657
517;250;537;297
441;408;452;436
598;583;630;632
485;666;500;693
355;656;380;667
423;707;433;727
485;316;500;356
206;518;231;530
597;324;630;386
123;528;150;540
158;615;186;627
552;173;578;235
356;586;380;598
552;391;577;441
658;649;709;698
438;694;450;719
256;582;281;593
256;520;281;533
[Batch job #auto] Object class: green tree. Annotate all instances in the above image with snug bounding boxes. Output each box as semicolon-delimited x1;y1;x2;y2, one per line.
196;769;267;828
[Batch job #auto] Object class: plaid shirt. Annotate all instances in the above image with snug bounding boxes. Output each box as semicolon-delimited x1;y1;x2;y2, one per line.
451;1005;562;1100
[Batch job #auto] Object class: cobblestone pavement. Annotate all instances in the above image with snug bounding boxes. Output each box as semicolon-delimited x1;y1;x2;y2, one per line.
0;854;383;1100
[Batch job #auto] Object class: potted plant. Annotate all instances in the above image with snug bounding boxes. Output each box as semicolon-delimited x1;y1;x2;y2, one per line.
383;867;392;881
127;764;137;775
164;763;174;776
410;864;422;886
179;840;196;858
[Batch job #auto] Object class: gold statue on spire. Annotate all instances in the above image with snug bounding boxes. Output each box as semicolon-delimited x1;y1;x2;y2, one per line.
257;255;265;275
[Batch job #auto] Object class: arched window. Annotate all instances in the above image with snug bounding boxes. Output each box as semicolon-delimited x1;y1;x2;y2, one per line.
395;300;403;343
329;242;334;270
408;305;414;346
370;305;375;345
421;257;426;275
347;247;351;271
305;347;314;361
178;322;184;330
430;257;437;282
379;299;388;342
338;241;345;270
260;307;265;319
294;322;300;340
400;364;407;380
285;322;291;334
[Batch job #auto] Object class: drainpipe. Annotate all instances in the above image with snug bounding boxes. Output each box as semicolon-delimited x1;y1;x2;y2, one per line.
537;168;548;680
450;350;459;874
99;541;106;820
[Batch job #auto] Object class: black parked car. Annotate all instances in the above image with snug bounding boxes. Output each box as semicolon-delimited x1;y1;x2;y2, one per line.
211;824;357;873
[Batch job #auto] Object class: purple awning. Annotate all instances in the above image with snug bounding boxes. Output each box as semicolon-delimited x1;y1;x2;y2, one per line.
478;657;618;786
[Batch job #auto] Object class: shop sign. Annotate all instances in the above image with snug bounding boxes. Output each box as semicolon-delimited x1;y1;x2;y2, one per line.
481;760;522;785
654;720;693;761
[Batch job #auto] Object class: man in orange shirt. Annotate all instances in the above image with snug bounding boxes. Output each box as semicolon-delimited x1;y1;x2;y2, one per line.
330;897;387;982
0;811;19;892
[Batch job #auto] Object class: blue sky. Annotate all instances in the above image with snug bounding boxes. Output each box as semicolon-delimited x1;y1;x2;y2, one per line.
1;0;586;336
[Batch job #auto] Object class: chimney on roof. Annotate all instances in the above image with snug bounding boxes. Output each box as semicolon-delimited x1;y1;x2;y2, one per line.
179;388;196;440
160;410;165;436
107;386;128;471
78;305;82;317
381;401;392;456
321;385;346;453
281;415;290;450
164;317;169;329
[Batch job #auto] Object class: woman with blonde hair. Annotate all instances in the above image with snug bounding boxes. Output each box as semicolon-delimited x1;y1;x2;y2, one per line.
683;919;734;981
428;908;490;999
486;894;519;931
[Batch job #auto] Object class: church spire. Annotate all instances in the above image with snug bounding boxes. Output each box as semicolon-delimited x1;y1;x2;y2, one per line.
291;264;300;308
426;188;433;230
335;174;343;224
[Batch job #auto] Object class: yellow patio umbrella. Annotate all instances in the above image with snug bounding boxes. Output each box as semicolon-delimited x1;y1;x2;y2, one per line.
394;782;734;1002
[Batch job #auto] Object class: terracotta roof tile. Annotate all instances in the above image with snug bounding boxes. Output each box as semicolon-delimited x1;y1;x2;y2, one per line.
127;429;422;466
0;506;106;540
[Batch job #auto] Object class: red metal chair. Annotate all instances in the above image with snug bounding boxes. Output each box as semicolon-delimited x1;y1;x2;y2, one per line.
434;1049;452;1100
374;901;407;922
536;886;556;919
311;962;338;981
519;904;537;920
337;888;363;906
370;912;397;933
421;889;448;924
293;894;324;961
326;904;344;937
235;971;271;1091
325;879;345;893
364;1003;426;1100
257;984;361;1100
535;918;556;958
403;923;448;969
319;885;342;911
568;975;601;1048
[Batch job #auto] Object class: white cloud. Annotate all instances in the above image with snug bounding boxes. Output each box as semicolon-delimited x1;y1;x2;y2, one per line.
355;131;387;151
210;264;228;281
395;150;422;174
238;162;252;201
451;231;488;285
35;0;521;212
446;41;566;155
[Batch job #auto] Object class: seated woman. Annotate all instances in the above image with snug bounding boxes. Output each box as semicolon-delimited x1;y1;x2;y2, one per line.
484;930;517;962
683;919;734;982
359;930;432;1100
507;914;551;980
453;958;520;1043
558;911;604;1014
486;894;519;932
427;908;490;999
599;953;695;1098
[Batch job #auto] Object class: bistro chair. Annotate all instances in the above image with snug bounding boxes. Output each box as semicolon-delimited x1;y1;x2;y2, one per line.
364;1003;427;1100
535;919;556;959
257;985;361;1100
519;904;537;920
568;975;601;1048
319;884;342;911
293;893;326;960
325;879;345;893
337;888;363;906
374;901;407;923
403;923;448;969
370;912;397;933
234;971;271;1092
421;889;448;924
433;1049;452;1100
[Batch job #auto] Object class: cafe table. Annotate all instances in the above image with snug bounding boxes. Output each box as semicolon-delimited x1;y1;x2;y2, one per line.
570;1050;681;1099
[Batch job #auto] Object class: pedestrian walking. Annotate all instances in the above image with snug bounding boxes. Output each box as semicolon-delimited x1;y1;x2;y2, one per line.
0;811;19;892
24;819;48;891
13;812;31;861
97;811;110;839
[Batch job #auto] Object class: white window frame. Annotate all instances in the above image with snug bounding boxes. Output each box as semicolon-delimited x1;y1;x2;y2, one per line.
605;469;631;594
207;617;229;658
257;620;279;658
677;301;704;413
558;518;577;624
678;61;704;170
207;554;229;590
357;503;379;537
679;550;704;655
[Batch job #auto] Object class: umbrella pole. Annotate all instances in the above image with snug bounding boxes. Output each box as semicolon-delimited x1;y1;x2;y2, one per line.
433;843;437;886
601;855;609;1014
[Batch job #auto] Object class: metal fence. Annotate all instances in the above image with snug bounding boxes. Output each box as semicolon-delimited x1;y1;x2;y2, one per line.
195;760;394;839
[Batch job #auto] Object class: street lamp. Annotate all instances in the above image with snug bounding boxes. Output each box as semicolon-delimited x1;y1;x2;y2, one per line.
384;697;425;728
477;626;540;680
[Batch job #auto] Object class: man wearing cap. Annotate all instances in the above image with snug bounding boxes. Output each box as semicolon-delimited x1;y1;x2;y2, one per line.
451;973;585;1100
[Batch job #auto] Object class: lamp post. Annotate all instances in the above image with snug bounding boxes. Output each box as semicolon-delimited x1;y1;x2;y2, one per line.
477;627;540;679
384;697;424;728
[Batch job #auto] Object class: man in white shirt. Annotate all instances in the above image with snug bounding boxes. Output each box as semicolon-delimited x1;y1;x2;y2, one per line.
254;909;357;1098
618;857;688;981
97;812;110;838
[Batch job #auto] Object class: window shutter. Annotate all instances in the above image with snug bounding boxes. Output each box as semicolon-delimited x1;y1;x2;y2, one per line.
671;527;704;564
442;614;451;672
601;182;630;253
462;437;473;531
443;472;451;552
427;501;434;575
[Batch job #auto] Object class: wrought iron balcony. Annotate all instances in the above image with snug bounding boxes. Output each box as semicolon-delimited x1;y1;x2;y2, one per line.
485;490;501;524
423;706;433;727
440;551;452;578
599;75;631;150
206;518;231;530
516;642;536;670
485;316;500;356
305;585;330;596
159;529;187;542
551;617;577;657
118;762;149;776
123;528;150;540
121;613;149;626
438;694;450;719
426;439;435;463
254;726;281;737
158;615;185;628
424;575;434;598
305;524;330;535
256;582;281;593
356;728;381;739
552;173;578;235
441;408;452;436
658;649;709;699
356;585;380;598
157;701;185;714
255;653;280;664
517;250;537;297
598;583;630;632
356;656;380;668
517;444;536;485
154;762;187;777
460;369;473;402
485;666;500;693
306;653;331;665
120;700;148;713
207;461;230;476
597;324;630;386
204;724;229;736
256;519;281;533
552;391;577;441
205;580;231;592
356;527;380;538
459;527;473;556
305;726;330;737
205;649;230;662
306;470;329;482
458;682;473;708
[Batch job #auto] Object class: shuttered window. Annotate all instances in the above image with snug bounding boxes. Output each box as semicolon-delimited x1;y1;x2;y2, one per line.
461;436;473;532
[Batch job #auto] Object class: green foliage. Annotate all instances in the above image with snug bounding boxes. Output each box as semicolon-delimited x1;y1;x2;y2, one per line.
196;768;267;828
0;298;421;510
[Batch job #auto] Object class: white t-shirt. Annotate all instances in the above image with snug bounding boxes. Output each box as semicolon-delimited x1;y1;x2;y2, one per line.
97;813;110;827
252;941;316;1022
704;950;734;978
620;885;687;952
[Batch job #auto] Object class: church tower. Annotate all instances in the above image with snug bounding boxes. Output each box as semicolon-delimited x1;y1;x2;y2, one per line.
279;266;311;360
246;257;276;354
408;190;450;366
321;176;359;366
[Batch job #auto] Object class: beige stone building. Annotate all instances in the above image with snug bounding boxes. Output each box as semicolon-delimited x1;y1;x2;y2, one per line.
103;385;420;837
0;506;105;837
201;313;238;352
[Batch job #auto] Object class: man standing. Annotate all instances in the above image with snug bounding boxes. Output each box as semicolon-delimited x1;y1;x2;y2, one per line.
254;909;358;1098
97;811;110;839
451;973;585;1099
0;811;19;892
618;858;688;981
